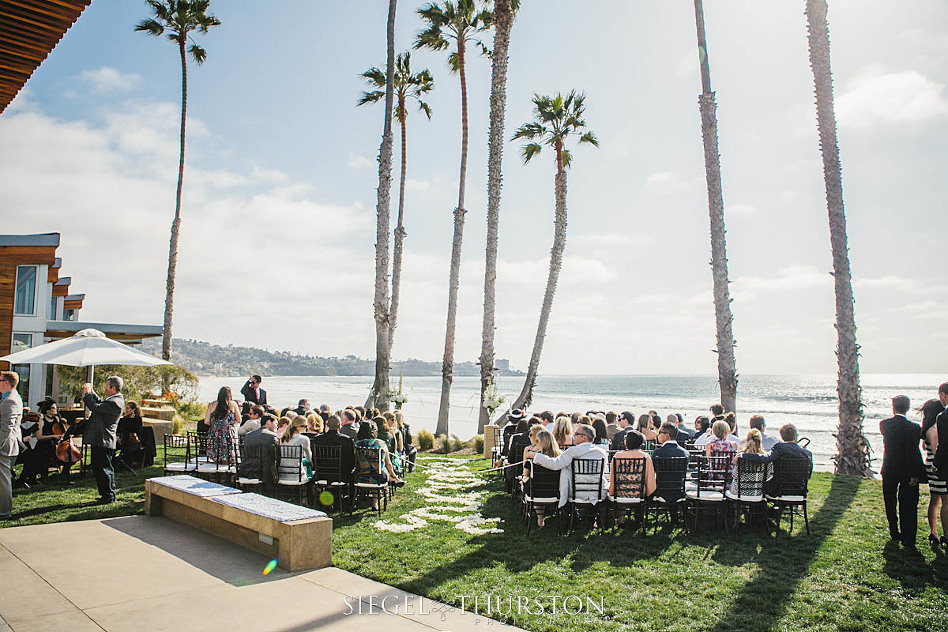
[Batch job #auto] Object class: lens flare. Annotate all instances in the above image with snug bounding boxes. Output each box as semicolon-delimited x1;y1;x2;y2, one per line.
319;490;335;506
263;559;278;575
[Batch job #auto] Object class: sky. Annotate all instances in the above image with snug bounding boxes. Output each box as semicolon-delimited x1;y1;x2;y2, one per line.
2;0;947;376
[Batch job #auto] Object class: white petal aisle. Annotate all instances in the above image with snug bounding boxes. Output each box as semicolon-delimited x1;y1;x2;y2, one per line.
374;457;504;535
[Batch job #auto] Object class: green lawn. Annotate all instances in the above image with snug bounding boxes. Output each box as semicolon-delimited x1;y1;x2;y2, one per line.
4;454;947;632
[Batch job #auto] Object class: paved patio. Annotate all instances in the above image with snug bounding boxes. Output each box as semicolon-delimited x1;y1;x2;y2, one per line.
0;516;523;632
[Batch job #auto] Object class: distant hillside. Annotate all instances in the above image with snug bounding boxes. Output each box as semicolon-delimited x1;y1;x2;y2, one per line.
141;338;523;379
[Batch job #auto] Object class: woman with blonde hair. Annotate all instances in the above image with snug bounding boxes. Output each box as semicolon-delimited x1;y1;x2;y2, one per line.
280;416;313;479
523;429;562;527
394;409;417;473
305;413;323;436
552;416;573;451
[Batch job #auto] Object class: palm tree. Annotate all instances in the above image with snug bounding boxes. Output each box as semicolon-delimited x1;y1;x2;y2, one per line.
359;52;434;358
805;0;869;477
135;0;220;362
692;0;738;413
478;0;517;433
364;0;399;411
508;91;598;412
415;0;491;436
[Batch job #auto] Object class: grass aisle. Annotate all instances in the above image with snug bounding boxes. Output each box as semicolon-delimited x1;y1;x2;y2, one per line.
332;455;948;632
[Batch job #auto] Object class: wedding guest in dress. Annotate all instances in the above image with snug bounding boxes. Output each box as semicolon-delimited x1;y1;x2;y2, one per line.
204;387;240;464
552;416;573;451
522;429;561;527
920;398;947;547
354;423;403;510
281;417;313;479
637;414;658;442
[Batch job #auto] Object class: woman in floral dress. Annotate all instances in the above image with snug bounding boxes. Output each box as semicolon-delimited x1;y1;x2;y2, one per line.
204;387;240;463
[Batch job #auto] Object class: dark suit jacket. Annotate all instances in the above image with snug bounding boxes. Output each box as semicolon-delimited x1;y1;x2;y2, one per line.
339;424;358;441
765;441;813;496
611;427;632;451
652;441;689;502
79;393;124;450
934;408;948;476
880;414;925;481
240;428;279;487
240;381;267;406
675;425;693;444
311;430;355;482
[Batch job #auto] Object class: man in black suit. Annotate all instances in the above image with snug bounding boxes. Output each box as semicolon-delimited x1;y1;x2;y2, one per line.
652;422;689;513
311;414;355;483
933;383;948;480
764;424;813;497
880;395;925;548
611;411;635;451
240;414;280;489
240;375;267;407
79;376;125;504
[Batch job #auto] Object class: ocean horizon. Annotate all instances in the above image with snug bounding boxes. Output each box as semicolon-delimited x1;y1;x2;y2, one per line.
197;373;945;474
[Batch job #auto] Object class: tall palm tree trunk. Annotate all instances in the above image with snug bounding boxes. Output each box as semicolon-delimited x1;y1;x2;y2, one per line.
693;0;737;413
389;101;408;351
510;144;567;412
162;38;189;362
436;41;469;436
805;0;869;477
368;0;398;411
478;0;513;432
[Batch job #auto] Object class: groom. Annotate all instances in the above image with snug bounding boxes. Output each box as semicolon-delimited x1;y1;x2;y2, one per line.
879;395;925;549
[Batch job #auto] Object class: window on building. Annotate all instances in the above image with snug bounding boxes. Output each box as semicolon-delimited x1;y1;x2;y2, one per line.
62;309;76;322
14;266;37;315
11;333;31;400
50;294;58;320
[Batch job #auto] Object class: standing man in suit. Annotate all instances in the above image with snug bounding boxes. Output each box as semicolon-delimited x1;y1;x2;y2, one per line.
240;375;267;407
0;371;23;520
80;376;125;505
880;395;925;549
933;383;948;481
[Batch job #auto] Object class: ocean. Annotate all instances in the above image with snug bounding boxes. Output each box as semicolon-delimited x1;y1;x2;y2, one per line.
196;373;945;473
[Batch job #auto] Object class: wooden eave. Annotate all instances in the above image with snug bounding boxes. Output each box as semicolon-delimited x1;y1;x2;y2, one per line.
0;0;91;114
52;276;70;297
0;244;57;266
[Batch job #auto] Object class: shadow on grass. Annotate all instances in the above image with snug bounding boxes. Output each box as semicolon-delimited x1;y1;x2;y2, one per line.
706;474;861;632
881;532;948;593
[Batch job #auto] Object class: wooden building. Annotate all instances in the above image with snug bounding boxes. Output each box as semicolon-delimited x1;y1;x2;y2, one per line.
1;233;162;407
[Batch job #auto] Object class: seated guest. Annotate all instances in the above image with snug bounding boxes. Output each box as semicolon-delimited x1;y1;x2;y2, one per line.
116;401;145;464
240;414;280;488
311;414;355;483
503;409;526;455
275;416;291;439
765;423;813;496
395;410;416;472
340;409;359;440
304;412;323;437
505;417;535;488
611;411;635;451
746;414;777;451
531;424;610;509
669;413;692;444
730;428;770;494
605;411;620;441
692;416;711;443
538;410;555;431
375;416;403;476
281;417;313;479
637;414;658;442
552;415;573;451
240;401;252;420
724;411;739;437
695;416;738;447
355;422;403;510
15;403;62;487
704;420;738;456
610;430;656;499
237;405;265;438
591;417;610;446
293;399;312;416
652;422;689;512
522;428;560;528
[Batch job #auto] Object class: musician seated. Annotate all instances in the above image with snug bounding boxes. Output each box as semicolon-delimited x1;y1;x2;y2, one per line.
15;399;76;487
117;402;145;464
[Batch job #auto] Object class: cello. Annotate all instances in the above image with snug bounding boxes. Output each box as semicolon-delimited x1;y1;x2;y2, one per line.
51;417;82;465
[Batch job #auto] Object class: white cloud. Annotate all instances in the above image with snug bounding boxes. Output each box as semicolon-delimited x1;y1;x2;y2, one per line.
79;67;142;94
405;178;431;191
836;64;948;129
644;171;695;195
347;154;374;169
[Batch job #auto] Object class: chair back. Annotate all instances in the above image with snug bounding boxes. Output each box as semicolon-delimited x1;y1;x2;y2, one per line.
163;434;188;468
355;445;384;479
187;430;209;461
698;452;734;491
653;455;688;500
278;444;304;482
611;457;647;500
731;457;768;499
523;461;560;501
314;444;345;483
772;455;812;497
570;457;605;503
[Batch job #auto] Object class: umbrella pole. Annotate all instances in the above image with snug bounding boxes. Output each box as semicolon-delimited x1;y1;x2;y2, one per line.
84;365;94;419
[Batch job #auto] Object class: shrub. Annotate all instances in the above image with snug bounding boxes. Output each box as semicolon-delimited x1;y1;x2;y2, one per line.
472;434;484;454
437;435;452;454
417;430;434;451
451;434;464;452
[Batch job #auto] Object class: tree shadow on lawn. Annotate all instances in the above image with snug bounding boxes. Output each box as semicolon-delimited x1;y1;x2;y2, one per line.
706;474;862;632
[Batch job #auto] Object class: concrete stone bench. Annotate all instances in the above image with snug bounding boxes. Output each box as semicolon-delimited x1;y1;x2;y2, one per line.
145;475;332;572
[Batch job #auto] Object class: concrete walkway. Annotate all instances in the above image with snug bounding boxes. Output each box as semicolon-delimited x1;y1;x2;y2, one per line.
0;517;523;632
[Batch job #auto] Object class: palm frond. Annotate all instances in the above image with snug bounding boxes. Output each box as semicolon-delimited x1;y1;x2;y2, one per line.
447;51;461;73
417;100;433;119
522;142;542;164
361;67;387;88
511;122;546;141
188;43;207;64
579;131;599;147
560;149;573;169
358;90;387;107
134;18;164;36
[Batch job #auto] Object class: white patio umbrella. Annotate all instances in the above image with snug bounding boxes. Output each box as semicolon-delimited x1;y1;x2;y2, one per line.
0;328;170;390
